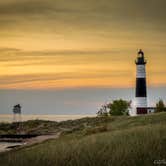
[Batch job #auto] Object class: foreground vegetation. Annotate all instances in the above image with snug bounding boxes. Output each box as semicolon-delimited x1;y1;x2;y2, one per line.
0;112;166;166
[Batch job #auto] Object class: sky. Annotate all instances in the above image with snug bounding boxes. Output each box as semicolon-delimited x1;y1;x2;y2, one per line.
0;0;166;114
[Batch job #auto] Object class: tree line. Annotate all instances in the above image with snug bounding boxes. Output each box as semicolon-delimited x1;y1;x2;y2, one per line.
97;99;166;116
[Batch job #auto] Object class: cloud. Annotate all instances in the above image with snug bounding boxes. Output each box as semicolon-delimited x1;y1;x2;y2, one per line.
0;70;132;85
0;47;20;52
0;1;52;15
0;0;166;89
0;73;73;84
0;47;121;62
0;0;166;52
0;0;166;29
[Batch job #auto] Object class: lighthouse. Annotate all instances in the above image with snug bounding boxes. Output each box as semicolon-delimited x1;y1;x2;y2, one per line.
135;49;148;115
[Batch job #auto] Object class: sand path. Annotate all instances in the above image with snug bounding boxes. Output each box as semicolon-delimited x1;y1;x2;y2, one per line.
24;132;61;146
0;132;61;153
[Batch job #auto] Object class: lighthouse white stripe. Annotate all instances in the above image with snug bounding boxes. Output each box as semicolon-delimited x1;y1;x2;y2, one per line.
136;65;146;78
135;97;147;107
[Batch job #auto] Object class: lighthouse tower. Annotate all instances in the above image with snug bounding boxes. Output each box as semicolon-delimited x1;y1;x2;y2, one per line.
135;49;148;115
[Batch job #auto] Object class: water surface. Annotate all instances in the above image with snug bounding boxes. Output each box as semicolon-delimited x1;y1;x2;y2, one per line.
0;114;95;123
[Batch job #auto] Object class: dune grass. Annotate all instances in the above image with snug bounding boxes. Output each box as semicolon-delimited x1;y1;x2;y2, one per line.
0;112;166;166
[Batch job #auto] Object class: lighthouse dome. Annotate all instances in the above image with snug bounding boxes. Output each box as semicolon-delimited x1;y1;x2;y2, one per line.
135;49;146;65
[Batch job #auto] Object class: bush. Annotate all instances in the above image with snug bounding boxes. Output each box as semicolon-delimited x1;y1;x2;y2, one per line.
97;99;131;116
97;105;108;117
156;99;166;113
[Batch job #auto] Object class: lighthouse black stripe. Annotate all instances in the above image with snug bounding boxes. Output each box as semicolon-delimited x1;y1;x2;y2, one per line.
136;78;147;97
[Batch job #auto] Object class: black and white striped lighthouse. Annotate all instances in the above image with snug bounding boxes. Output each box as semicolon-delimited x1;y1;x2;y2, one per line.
135;49;148;115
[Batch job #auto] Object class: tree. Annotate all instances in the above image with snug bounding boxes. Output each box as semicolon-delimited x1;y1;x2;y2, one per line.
156;99;166;113
107;99;131;116
97;104;108;117
97;99;131;116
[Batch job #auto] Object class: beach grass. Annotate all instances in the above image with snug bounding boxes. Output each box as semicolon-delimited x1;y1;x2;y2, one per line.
0;112;166;166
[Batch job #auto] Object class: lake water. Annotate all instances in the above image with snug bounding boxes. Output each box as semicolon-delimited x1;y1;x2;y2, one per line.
0;114;95;123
